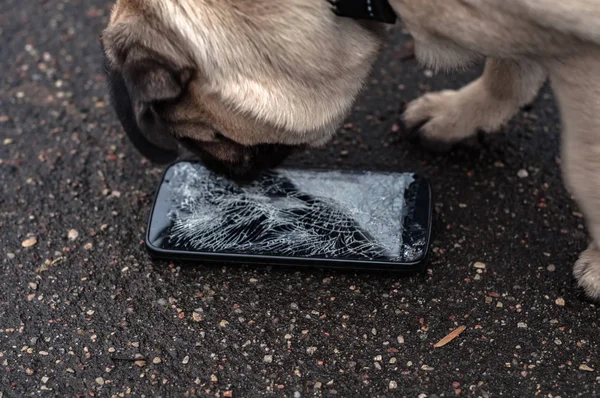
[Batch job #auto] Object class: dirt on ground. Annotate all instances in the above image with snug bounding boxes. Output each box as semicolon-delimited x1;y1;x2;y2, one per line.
1;1;598;396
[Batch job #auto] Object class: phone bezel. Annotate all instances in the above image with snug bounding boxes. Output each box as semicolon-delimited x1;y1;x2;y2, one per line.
145;160;432;272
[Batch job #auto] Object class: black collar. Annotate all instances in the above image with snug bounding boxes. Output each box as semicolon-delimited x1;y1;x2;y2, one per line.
328;0;397;24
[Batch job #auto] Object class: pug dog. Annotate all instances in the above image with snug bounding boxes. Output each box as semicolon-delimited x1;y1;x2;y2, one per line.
101;0;600;299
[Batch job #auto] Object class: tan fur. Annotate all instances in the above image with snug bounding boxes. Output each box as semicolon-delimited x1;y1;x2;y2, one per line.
103;0;384;147
102;0;600;299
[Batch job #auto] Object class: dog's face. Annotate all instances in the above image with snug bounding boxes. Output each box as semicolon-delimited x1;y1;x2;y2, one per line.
101;0;384;180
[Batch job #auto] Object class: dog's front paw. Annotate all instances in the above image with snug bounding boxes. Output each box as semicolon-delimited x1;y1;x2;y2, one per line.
402;86;514;152
574;244;600;301
403;90;478;151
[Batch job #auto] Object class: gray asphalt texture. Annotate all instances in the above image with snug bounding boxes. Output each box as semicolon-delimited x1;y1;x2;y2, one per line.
1;1;599;397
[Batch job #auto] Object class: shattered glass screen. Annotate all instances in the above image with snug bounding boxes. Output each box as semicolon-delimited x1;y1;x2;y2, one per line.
148;162;418;262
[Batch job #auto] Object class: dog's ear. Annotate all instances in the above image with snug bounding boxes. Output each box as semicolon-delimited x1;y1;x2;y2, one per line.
119;46;194;161
101;22;194;163
105;59;181;164
102;18;194;103
120;46;194;105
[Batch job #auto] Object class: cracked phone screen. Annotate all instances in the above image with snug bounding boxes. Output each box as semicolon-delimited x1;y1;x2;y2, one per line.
149;162;416;261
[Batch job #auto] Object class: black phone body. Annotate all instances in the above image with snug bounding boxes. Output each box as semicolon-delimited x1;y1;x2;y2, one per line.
146;161;432;272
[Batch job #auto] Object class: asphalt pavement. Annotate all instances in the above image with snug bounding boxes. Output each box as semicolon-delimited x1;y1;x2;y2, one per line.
1;0;599;396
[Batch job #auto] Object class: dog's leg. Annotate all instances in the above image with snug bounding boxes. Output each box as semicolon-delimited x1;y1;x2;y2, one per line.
403;58;547;149
547;50;600;300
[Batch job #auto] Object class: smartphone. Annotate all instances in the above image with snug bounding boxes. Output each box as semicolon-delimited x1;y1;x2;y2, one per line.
146;160;432;272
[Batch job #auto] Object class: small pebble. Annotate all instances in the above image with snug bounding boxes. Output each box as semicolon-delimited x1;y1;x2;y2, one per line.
397;336;404;344
547;264;556;272
95;377;104;386
421;365;434;371
210;374;218;382
263;355;273;363
22;237;37;248
579;364;594;372
424;70;434;77
294;392;301;398
517;169;529;178
474;262;486;269
134;360;146;367
389;381;398;389
67;229;79;241
389;357;397;364
555;297;566;306
83;242;93;250
152;357;161;364
4;138;14;145
41;376;49;383
182;356;190;364
517;322;528;329
306;347;317;355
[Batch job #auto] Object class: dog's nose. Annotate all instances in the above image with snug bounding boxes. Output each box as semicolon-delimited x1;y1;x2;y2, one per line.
199;154;263;183
182;139;298;183
198;147;285;183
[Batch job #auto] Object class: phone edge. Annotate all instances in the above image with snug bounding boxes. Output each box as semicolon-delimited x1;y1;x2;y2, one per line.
144;160;433;273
